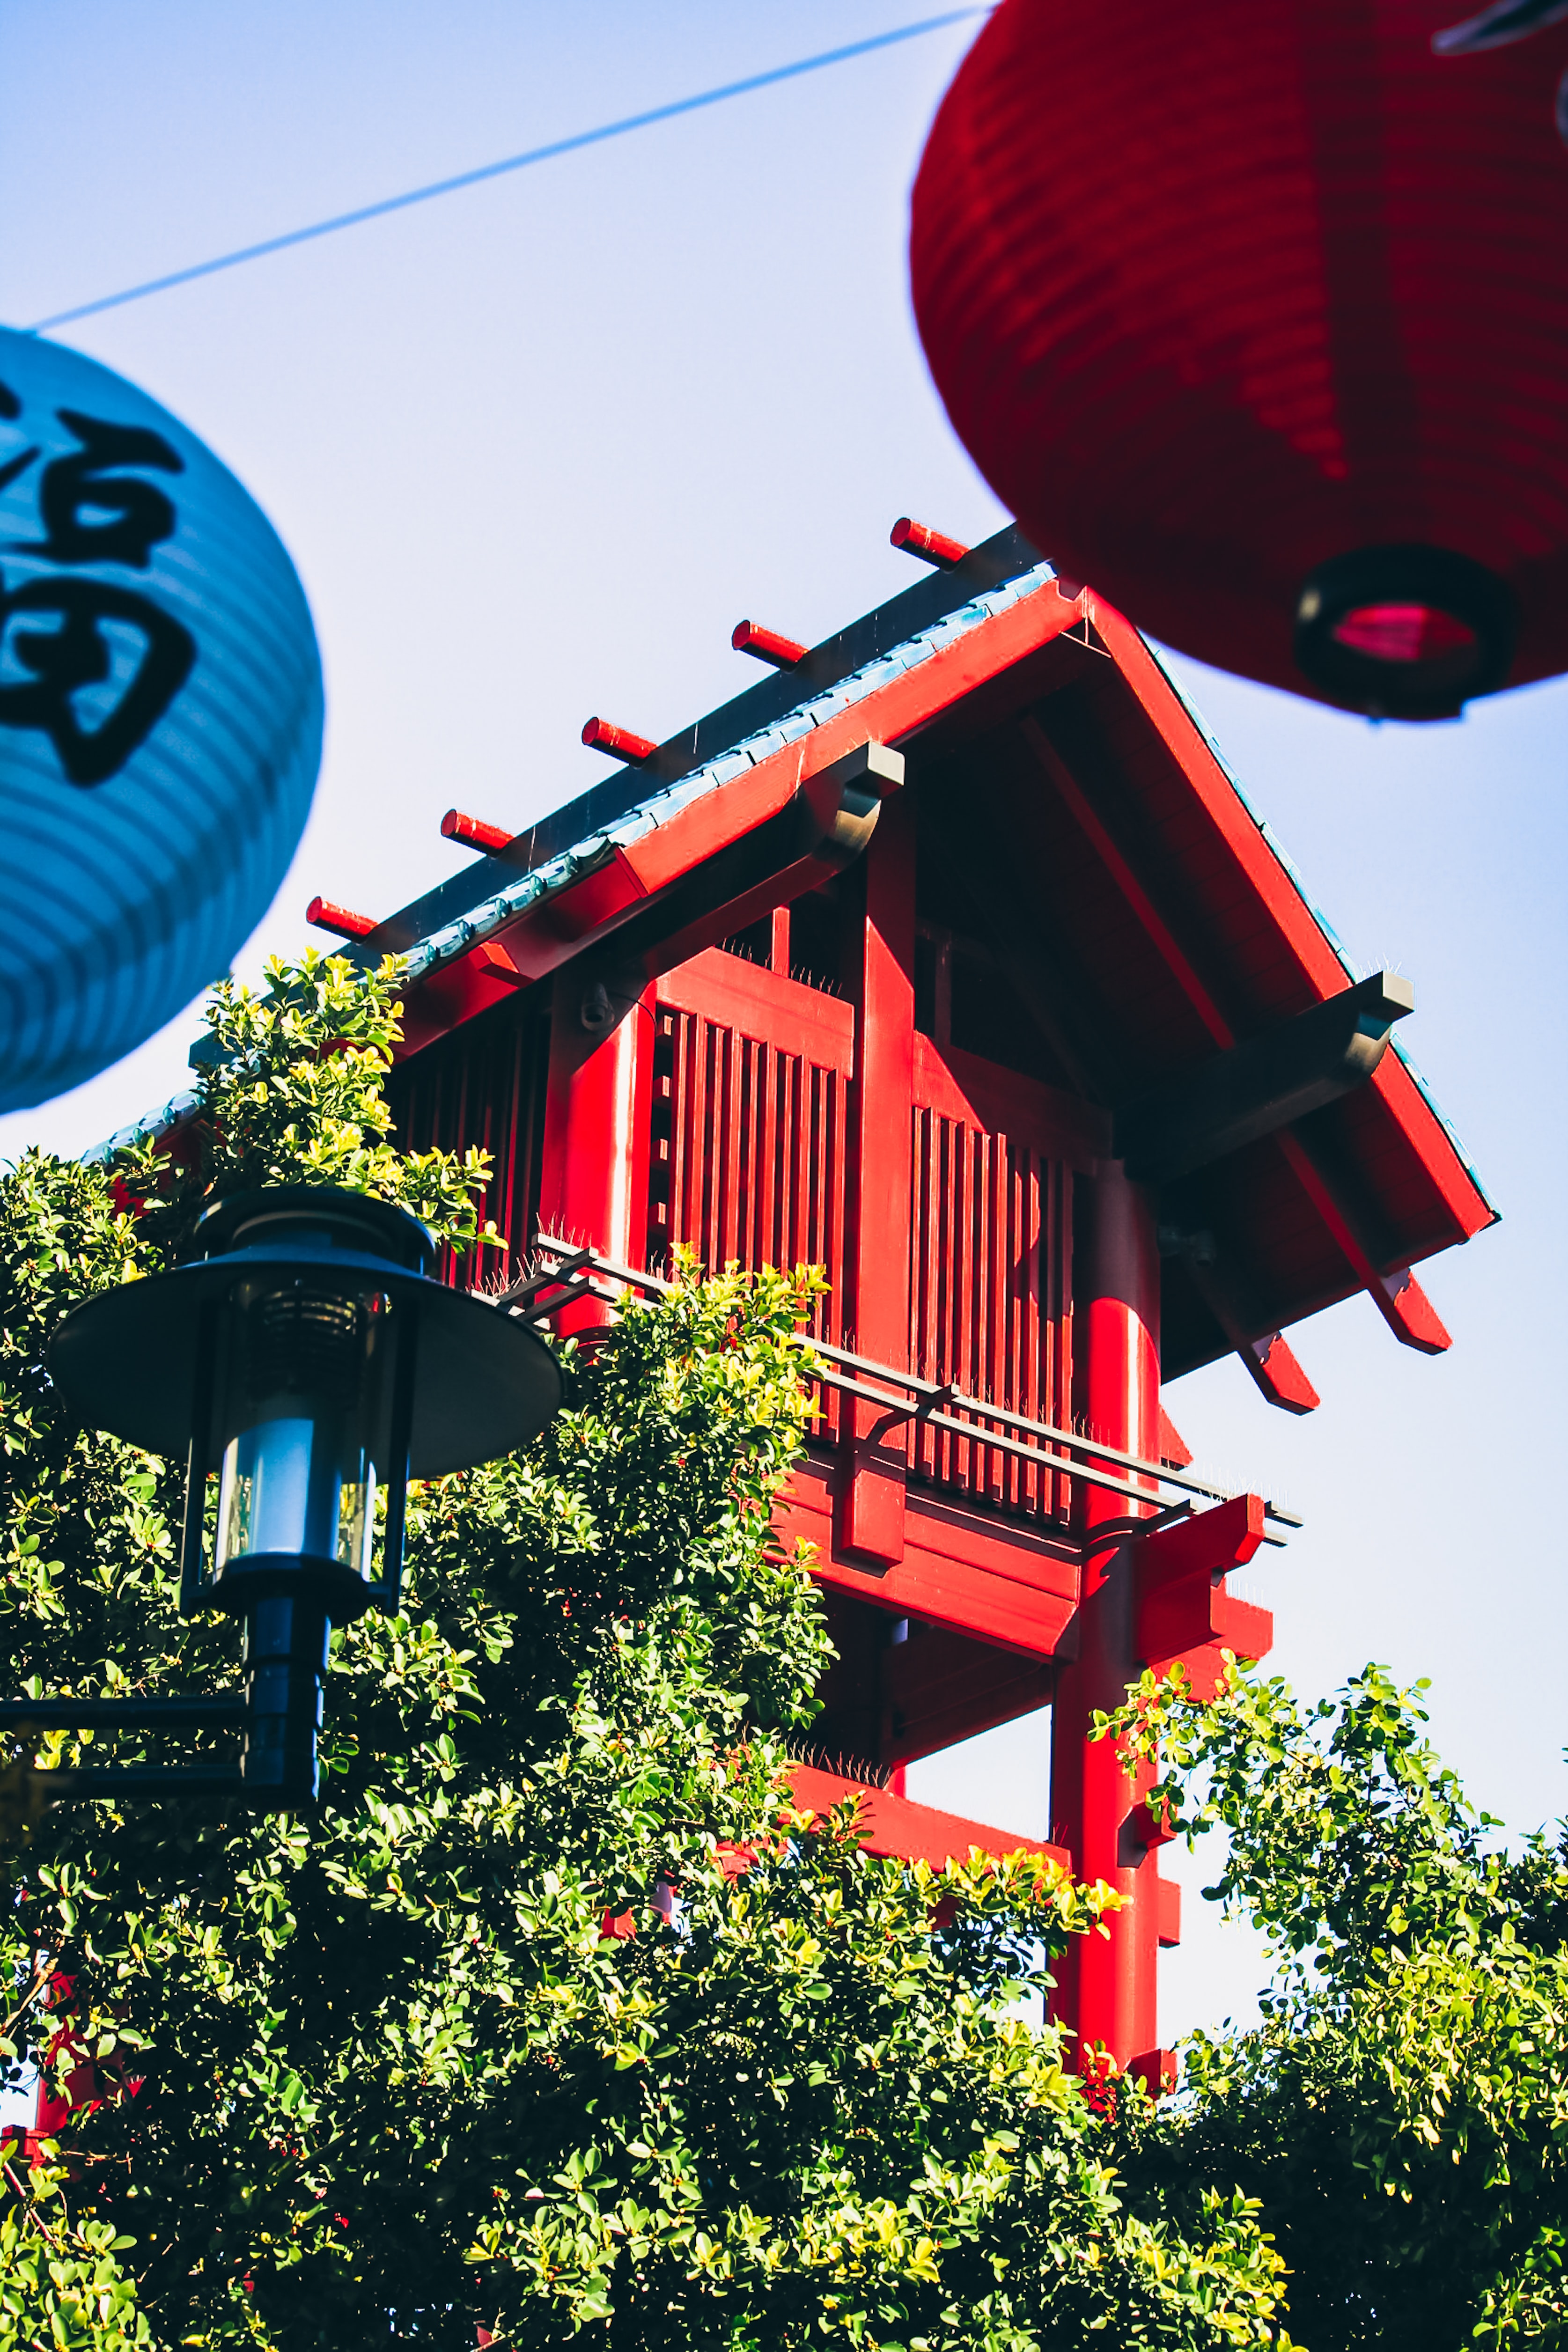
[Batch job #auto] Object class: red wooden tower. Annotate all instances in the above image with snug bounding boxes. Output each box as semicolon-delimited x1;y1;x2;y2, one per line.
310;522;1493;2082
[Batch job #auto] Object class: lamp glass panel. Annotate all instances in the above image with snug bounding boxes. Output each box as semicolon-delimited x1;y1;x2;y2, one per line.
213;1279;397;1581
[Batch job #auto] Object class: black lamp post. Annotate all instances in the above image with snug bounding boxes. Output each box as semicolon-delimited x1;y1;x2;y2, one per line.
1;1186;561;1812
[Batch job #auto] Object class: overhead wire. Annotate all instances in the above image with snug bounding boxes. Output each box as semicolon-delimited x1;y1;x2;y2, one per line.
26;9;988;334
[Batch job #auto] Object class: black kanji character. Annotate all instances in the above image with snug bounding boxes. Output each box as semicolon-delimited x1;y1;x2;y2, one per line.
0;568;195;786
24;408;184;570
0;380;38;498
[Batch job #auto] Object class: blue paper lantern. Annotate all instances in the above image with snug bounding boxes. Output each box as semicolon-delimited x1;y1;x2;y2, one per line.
0;328;324;1112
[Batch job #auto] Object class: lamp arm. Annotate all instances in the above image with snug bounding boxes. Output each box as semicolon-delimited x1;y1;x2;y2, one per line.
0;1698;246;1729
0;1697;248;1823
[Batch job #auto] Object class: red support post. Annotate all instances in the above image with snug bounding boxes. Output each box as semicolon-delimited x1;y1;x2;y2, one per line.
840;798;916;1564
1049;1160;1163;2072
537;968;655;1336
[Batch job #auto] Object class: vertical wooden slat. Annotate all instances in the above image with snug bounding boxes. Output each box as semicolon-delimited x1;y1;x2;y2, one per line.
828;1062;848;1420
989;1133;1009;1503
1021;1149;1041;1514
637;984;1081;1530
729;1030;747;1270
388;997;552;1291
758;1040;779;1275
780;1051;799;1272
1058;1161;1074;1456
653;994;855;1444
918;1110;940;1484
692;1016;713;1266
948;1125;969;1490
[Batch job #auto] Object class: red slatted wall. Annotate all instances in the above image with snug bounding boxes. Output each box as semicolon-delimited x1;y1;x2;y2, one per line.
653;952;1076;1525
651;990;850;1429
907;1107;1073;1521
388;994;549;1287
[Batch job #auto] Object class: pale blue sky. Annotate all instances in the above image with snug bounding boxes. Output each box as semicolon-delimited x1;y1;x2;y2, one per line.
2;0;1563;2041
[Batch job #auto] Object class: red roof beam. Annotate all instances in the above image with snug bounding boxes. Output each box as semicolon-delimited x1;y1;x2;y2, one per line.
788;1764;1070;1876
891;515;972;569
441;809;514;855
305;896;376;941
732;618;808;671
1274;1129;1452;1353
1024;713;1451;1356
582;716;658;764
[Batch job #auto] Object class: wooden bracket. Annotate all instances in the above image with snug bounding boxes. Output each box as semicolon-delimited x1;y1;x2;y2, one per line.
1116;972;1414;1185
1134;1494;1273;1695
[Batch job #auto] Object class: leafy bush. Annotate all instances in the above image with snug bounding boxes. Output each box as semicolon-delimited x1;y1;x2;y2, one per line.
0;955;1293;2350
1105;1664;1568;2351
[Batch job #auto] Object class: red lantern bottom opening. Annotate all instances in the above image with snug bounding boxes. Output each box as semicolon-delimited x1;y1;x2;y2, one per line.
1331;604;1477;666
1295;545;1515;720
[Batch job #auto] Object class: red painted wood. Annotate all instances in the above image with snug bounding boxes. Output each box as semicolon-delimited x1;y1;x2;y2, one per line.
1275;1127;1452;1352
1023;717;1234;1051
1023;684;1469;1346
651;977;849;1396
881;1627;1055;1764
1130;2048;1178;2098
790;1764;1069;1876
890;516;971;570
441;809;514;854
305;896;375;940
779;1463;1078;1666
538;974;655;1331
582;716;657;764
1049;1162;1163;2069
1136;1494;1266;1595
1135;1496;1273;1680
1157;1406;1193;1469
732;619;808;670
616;586;1080;906
913;1030;1108;1169
1241;1330;1322;1414
390;993;548;1286
842;802;917;1564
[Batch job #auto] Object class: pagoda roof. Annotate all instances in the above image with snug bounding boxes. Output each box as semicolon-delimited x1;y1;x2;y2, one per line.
296;529;1502;1374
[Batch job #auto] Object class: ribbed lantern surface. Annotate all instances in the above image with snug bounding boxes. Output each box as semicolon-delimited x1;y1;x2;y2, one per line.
0;329;323;1108
910;0;1568;717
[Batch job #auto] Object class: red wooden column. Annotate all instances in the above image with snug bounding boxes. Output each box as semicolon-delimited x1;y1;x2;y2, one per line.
1049;1160;1163;2072
538;966;655;1332
840;798;916;1563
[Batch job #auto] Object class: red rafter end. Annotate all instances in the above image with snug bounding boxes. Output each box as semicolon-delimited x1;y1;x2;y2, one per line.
582;716;657;764
891;515;970;569
732;618;808;670
441;808;514;854
306;896;375;941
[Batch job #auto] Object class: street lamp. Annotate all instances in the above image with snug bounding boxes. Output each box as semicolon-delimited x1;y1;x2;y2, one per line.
2;1185;561;1812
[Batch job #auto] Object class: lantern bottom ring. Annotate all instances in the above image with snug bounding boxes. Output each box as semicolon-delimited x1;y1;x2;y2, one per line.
1294;543;1516;719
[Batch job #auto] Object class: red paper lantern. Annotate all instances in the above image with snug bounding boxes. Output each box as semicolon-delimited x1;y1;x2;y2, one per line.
910;0;1568;719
